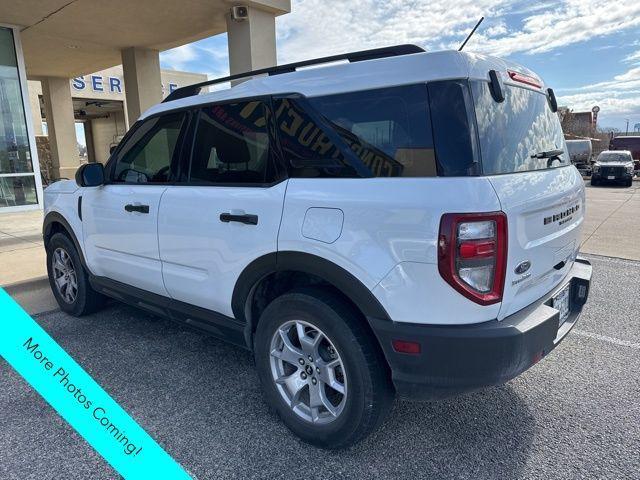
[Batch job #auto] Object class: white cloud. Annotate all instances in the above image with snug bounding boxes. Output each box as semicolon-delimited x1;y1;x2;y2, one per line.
460;1;640;57
161;41;230;79
562;67;640;93
276;0;510;63
624;50;640;64
557;65;640;119
160;44;198;71
276;0;640;61
558;90;640;116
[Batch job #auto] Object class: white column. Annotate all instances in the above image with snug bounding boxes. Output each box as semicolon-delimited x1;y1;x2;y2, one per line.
121;47;162;124
226;6;277;75
41;77;79;180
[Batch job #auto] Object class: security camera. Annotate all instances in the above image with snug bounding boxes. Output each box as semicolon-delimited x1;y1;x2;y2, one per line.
231;6;249;21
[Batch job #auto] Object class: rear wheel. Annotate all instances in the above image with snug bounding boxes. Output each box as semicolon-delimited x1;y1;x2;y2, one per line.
46;232;106;316
254;288;393;449
626;179;633;187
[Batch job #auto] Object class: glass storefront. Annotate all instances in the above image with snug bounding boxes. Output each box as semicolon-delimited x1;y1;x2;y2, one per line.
0;27;38;208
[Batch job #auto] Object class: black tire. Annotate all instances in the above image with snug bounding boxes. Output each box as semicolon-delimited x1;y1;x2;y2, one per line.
254;288;394;449
627;179;633;187
46;232;106;316
590;178;598;186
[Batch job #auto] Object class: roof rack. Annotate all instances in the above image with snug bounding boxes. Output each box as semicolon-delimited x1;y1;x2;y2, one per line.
163;44;425;103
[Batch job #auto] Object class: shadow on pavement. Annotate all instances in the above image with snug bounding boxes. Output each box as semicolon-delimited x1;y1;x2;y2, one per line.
1;303;535;479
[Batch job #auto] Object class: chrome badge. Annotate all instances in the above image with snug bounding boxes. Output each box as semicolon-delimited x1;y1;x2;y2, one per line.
514;260;531;275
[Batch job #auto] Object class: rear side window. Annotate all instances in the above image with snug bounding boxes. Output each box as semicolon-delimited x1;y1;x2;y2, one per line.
427;81;479;176
189;101;273;184
308;85;437;177
273;97;359;178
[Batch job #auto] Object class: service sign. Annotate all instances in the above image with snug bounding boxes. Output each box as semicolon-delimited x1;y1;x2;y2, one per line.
71;75;179;96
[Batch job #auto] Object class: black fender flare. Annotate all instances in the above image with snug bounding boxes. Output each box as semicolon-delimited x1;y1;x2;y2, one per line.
232;251;391;328
42;211;89;270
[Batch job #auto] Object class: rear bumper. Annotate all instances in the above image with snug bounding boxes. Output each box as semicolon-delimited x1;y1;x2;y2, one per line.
369;257;592;400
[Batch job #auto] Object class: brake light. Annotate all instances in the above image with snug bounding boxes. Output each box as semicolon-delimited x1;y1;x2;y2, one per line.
507;70;542;89
438;212;508;305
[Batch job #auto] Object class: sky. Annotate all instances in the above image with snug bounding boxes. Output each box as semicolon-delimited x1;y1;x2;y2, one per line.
159;0;640;132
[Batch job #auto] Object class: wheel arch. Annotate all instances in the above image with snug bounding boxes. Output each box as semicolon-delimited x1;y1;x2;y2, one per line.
232;251;391;348
42;212;88;270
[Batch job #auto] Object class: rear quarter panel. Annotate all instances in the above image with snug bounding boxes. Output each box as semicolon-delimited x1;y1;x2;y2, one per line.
279;177;503;324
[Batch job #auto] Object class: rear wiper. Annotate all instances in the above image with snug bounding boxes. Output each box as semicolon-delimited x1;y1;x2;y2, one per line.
530;148;564;167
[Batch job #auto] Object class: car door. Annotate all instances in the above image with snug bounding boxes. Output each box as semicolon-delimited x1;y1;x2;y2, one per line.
82;111;187;296
158;98;287;318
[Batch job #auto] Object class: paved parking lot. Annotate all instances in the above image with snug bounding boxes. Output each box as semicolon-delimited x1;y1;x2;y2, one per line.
581;181;640;260
1;183;640;479
1;254;639;479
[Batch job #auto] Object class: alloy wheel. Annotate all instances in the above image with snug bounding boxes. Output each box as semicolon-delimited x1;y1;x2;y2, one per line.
269;320;347;424
52;247;78;304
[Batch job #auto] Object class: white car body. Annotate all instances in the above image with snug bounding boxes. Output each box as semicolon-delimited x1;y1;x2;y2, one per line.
43;47;592;408
45;50;584;326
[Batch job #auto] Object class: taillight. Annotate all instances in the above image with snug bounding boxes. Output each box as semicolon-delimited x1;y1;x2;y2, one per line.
438;212;507;305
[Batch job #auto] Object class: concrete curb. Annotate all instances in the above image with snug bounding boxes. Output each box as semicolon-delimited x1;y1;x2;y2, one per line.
2;275;50;294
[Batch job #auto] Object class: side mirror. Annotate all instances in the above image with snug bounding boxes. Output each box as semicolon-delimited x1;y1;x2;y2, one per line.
75;163;104;187
109;145;117;155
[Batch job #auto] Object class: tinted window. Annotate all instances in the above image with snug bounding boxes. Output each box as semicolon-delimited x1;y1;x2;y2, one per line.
113;112;185;183
189;101;272;184
427;81;479;176
273;97;359;178
308;85;436;177
471;81;570;175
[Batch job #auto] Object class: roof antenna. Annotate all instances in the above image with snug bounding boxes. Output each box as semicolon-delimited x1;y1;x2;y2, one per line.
458;17;484;51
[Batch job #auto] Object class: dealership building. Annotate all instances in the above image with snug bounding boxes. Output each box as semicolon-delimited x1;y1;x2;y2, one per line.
0;0;290;213
27;67;207;177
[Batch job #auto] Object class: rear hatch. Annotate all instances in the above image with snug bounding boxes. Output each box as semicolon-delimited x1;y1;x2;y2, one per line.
469;77;585;319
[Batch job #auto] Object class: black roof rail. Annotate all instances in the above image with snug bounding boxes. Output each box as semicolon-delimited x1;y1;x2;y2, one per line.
163;44;425;103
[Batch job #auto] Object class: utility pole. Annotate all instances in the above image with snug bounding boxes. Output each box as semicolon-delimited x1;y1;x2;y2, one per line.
625;119;629;135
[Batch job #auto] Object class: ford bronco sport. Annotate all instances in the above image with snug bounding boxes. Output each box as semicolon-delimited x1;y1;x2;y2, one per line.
43;45;592;449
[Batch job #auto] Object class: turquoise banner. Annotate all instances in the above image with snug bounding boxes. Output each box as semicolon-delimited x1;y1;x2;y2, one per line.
0;288;191;479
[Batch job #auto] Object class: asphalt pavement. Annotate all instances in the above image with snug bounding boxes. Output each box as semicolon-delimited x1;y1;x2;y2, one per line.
1;253;638;480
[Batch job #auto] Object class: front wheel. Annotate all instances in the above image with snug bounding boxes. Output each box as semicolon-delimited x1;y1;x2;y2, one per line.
46;232;105;316
590;178;599;186
254;289;393;449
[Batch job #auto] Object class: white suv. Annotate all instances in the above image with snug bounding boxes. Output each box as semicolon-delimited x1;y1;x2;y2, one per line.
43;45;592;449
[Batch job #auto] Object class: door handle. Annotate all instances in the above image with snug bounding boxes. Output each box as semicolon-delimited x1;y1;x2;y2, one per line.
124;204;150;214
219;213;258;225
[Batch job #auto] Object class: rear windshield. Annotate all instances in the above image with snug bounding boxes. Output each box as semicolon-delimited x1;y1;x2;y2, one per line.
471;81;570;175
